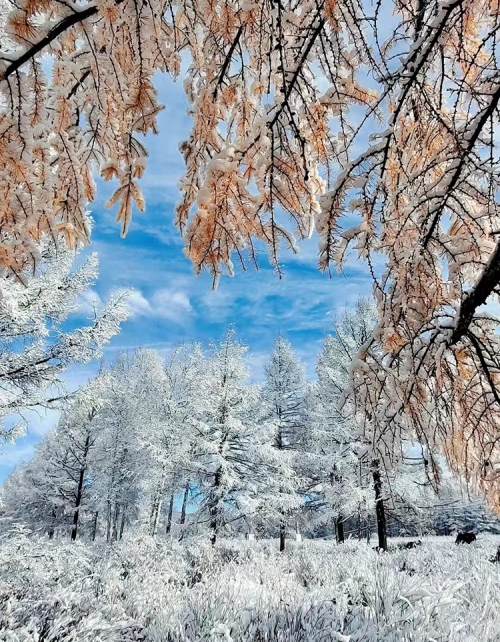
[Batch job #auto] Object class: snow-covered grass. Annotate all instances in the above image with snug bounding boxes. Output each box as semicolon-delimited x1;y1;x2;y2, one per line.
1;532;500;641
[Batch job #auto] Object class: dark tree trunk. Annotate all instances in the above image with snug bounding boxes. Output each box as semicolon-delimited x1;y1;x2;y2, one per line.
276;421;287;553
180;483;190;525
210;522;217;546
149;495;157;534
106;501;112;542
71;433;92;542
92;511;99;541
71;465;86;541
166;492;174;534
372;459;388;551
279;519;286;552
330;470;345;543
112;503;120;541
336;516;345;543
149;492;160;537
119;507;126;540
48;508;56;539
210;470;221;546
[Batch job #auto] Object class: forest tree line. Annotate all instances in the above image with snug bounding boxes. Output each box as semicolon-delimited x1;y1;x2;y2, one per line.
2;299;498;549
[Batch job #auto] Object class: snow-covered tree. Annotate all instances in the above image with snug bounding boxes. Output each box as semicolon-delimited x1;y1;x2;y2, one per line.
0;377;108;539
308;298;403;549
193;330;272;545
0;239;128;443
119;348;172;538
90;352;147;541
0;434;63;536
383;454;442;537
135;345;204;537
432;478;500;536
260;335;305;551
56;387;103;541
304;330;373;544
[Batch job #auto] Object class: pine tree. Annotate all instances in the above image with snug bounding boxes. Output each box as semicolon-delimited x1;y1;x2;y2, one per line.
304;333;373;544
0;377;108;539
193;330;272;545
261;335;305;551
140;344;204;537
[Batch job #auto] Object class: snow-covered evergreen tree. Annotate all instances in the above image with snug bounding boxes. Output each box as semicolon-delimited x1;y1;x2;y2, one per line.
193;330;272;545
303;332;373;543
0;377;108;538
260;335;306;550
0;239;129;443
314;299;445;546
135;345;204;537
306;298;397;548
90;352;147;541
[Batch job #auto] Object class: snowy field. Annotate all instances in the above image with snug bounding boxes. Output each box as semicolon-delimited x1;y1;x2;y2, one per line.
1;533;500;641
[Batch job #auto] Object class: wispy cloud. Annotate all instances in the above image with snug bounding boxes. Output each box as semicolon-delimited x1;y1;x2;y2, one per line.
76;288;102;315
125;288;193;324
151;288;193;322
126;290;153;317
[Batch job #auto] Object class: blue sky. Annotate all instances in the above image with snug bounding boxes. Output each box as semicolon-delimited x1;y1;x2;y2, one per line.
0;74;375;483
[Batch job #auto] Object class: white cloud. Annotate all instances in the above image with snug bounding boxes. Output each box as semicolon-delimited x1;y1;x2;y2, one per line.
126;290;153;317
77;288;102;315
124;288;193;325
151;289;193;323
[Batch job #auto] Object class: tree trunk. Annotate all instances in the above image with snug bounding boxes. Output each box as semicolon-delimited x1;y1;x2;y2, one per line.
92;511;99;541
71;465;85;541
166;492;174;535
372;459;388;551
180;483;189;525
210;470;221;546
71;433;91;542
112;503;120;541
106;500;112;542
153;498;162;537
119;507;126;540
48;508;56;539
149;492;160;537
279;519;286;552
336;516;345;543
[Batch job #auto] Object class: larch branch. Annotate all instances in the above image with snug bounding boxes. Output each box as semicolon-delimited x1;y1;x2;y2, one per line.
1;6;98;81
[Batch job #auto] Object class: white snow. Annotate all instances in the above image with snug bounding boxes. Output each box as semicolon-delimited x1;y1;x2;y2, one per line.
1;533;500;641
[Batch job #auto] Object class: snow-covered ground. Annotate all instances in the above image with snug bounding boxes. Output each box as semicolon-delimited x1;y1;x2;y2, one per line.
1;532;500;641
